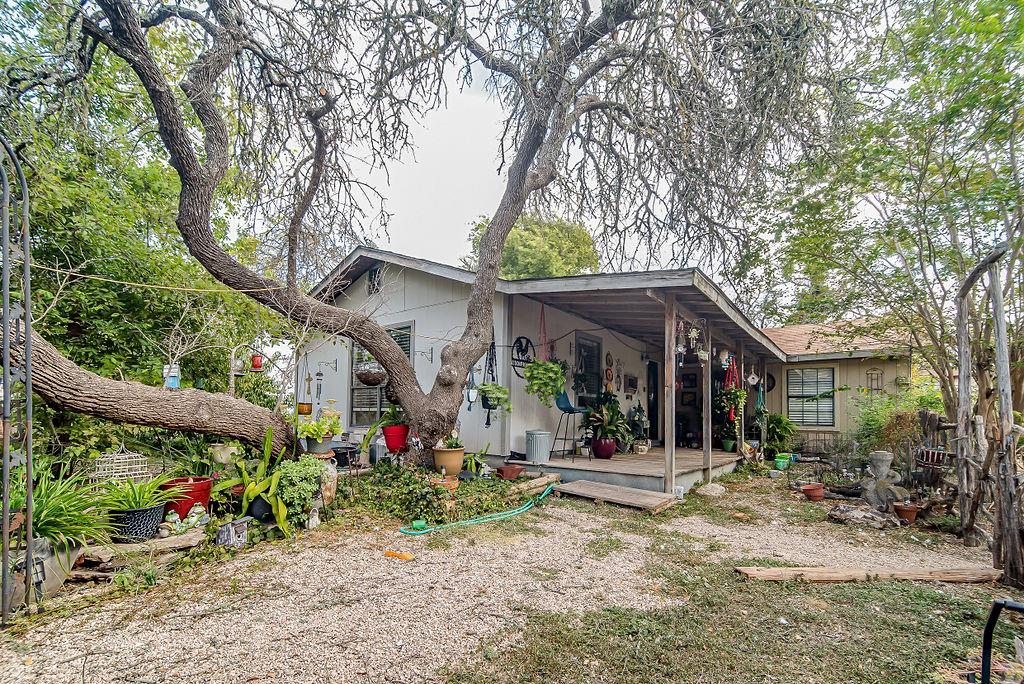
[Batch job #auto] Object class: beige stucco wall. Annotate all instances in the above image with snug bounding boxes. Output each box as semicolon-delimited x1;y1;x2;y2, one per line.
764;355;911;437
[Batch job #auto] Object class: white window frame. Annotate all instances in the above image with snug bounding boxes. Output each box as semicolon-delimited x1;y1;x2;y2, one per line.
786;367;835;427
350;322;414;426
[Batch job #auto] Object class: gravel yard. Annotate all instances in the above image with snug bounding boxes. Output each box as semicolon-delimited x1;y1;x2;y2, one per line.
0;487;1007;684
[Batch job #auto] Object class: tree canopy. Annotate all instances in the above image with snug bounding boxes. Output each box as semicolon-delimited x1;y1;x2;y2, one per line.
461;215;599;279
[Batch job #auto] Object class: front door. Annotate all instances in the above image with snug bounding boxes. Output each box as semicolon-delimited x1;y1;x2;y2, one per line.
646;360;659;443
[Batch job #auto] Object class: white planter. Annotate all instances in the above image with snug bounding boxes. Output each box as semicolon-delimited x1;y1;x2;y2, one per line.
211;443;241;464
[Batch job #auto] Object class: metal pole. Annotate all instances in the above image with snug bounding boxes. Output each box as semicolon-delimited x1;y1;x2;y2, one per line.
15;140;33;609
0;158;9;625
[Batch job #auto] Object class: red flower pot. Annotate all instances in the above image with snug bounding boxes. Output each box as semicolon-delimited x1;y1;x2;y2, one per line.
381;424;410;453
159;476;213;520
592;437;617;459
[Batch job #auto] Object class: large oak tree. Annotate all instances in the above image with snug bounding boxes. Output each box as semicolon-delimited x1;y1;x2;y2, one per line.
6;0;870;456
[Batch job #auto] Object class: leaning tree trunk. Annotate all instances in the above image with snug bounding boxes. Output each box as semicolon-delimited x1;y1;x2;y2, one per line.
15;326;293;454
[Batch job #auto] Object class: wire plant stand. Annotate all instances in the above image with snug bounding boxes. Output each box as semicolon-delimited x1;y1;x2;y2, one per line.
0;133;34;626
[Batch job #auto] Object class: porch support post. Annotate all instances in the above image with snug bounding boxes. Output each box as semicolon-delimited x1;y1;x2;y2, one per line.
737;341;745;455
663;293;676;494
702;322;713;482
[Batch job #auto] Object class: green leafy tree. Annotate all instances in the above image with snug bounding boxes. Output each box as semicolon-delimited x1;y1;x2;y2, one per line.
755;0;1024;422
461;215;599;279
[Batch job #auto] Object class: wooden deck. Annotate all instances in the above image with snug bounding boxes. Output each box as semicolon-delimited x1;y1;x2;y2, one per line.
536;447;739;477
501;447;741;494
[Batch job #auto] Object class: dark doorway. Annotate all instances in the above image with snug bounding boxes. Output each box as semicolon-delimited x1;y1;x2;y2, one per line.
646;360;659;443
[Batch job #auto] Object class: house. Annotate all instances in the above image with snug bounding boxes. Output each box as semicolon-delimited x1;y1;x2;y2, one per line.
298;247;910;494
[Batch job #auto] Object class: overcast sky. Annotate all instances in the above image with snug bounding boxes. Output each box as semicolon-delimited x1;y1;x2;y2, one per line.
379;86;507;267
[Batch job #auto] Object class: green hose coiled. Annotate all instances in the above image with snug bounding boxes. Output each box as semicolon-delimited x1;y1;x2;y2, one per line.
399;483;556;535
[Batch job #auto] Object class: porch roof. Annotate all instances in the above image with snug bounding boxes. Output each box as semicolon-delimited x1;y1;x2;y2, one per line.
506;270;787;362
310;246;786;362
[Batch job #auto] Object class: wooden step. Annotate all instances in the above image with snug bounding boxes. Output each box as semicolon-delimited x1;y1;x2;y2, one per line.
553;479;677;513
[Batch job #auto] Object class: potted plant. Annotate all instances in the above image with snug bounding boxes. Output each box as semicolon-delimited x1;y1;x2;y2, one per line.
581;403;627;459
764;413;797;458
720;420;737;453
354;355;388;386
380;404;410;452
2;469;112;608
210;441;242;464
213;428;292;535
159;474;213;521
103;475;185;543
463;443;489;475
479;383;512;416
523;360;567;407
433;431;465;475
627;404;651;454
298;412;342;454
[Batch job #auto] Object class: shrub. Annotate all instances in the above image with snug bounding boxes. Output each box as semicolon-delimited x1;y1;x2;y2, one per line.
277;456;325;526
850;379;943;453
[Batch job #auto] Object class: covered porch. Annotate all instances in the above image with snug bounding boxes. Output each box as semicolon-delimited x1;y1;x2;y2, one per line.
505;270;788;493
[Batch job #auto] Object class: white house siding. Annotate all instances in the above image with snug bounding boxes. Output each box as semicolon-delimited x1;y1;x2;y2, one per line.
507;295;650;455
297;265;511;455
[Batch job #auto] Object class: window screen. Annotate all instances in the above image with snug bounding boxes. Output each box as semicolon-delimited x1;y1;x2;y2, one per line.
787;367;835;426
351;325;412;426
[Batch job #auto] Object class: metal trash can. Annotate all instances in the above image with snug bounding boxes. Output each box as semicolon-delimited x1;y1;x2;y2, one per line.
525;430;551;464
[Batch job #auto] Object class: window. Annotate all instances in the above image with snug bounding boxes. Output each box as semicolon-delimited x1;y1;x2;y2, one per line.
787;367;835;426
866;367;884;393
350;324;412;426
575;334;602;408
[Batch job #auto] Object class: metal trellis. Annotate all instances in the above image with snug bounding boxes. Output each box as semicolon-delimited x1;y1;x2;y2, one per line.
0;133;33;626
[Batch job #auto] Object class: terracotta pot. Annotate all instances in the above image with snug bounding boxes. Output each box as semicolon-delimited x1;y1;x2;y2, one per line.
433;447;465;475
894;502;919;524
592;437;616;459
429;475;459;493
800;483;825;502
496;464;525;480
381;424;410;452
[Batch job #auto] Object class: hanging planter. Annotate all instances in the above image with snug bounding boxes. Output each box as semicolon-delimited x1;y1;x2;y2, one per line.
355;360;387;387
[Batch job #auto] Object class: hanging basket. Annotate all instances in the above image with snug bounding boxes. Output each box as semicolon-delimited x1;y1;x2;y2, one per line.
355;361;388;387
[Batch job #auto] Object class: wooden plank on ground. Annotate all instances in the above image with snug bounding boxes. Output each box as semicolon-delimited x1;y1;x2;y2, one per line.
511;473;561;496
553;480;677;513
735;565;1002;584
83;527;206;565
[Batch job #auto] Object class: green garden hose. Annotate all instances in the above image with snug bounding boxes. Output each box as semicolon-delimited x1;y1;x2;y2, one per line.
399;483;556;535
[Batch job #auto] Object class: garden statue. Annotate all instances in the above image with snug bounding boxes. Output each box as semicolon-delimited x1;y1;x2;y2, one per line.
859;451;909;511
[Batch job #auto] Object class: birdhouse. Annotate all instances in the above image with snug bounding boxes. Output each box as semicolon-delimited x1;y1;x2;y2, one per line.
250;353;264;372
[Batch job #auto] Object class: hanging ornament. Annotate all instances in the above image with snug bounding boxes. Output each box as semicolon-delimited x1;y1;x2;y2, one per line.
250;353;264;372
747;371;760;386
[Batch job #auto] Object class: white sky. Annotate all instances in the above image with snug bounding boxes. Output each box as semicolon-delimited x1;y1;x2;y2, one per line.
379;87;507;267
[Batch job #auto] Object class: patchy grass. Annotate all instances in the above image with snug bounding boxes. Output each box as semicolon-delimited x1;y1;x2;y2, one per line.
448;555;1019;684
676;493;759;525
585;535;626;559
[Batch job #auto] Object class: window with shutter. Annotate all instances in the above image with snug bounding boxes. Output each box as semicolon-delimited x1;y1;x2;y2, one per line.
350;324;413;425
786;367;835;426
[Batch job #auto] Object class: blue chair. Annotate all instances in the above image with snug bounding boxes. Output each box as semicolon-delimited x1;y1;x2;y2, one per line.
552;391;587;461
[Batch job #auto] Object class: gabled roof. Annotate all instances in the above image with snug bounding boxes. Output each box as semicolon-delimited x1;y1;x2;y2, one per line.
311;246;792;361
761;322;908;362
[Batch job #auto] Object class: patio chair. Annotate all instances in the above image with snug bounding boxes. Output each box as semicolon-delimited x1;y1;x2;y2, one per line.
552;391;587;461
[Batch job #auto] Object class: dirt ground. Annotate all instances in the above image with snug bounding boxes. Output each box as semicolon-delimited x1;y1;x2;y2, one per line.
0;477;1001;684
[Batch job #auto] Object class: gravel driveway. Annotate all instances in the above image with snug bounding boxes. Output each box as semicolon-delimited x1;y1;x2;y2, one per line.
0;499;996;684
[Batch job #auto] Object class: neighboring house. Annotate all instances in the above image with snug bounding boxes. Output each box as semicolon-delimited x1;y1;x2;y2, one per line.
298;247;909;492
